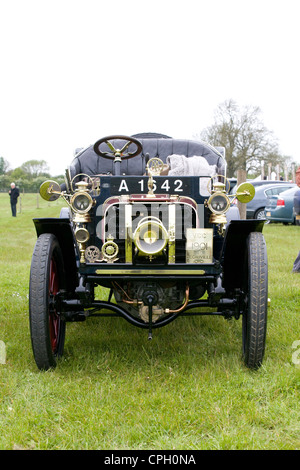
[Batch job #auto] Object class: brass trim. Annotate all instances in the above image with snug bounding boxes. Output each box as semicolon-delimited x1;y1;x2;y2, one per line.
73;213;91;223
209;213;227;224
75;227;90;243
102;238;119;262
125;204;133;263
146;157;165;176
168;204;176;264
95;268;206;275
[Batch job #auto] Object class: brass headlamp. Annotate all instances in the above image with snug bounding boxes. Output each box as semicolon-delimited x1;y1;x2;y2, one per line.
207;180;229;225
208;192;230;216
70;182;93;215
206;177;256;234
133;216;168;257
69;181;94;263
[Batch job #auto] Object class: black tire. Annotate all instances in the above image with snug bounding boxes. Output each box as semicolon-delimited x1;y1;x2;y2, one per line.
242;232;268;369
29;233;66;370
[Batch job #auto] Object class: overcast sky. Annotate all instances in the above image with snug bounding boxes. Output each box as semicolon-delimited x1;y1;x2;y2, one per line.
0;0;299;175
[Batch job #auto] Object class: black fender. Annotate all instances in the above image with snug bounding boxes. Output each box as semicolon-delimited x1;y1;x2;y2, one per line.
221;219;265;291
32;217;79;293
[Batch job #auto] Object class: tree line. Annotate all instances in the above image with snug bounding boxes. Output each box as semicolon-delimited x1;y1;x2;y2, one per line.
1;100;299;192
0;158;64;192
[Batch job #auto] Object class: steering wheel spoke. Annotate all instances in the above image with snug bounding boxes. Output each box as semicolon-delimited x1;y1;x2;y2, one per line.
119;141;132;153
104;140;117;153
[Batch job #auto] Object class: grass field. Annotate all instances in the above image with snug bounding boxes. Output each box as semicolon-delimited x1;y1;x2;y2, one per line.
0;193;299;450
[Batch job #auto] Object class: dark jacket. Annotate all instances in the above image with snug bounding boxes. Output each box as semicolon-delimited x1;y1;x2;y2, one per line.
9;187;19;203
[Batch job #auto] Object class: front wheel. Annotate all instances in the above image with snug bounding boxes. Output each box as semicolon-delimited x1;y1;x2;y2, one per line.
29;233;66;370
242;232;268;369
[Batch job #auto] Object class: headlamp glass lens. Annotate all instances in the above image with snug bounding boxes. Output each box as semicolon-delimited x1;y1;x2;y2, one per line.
208;193;229;214
72;193;92;213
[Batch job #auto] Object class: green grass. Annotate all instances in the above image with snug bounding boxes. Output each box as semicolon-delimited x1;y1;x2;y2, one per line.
0;193;299;450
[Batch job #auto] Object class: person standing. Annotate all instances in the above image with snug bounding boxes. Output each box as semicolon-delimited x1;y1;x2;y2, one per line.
8;182;19;217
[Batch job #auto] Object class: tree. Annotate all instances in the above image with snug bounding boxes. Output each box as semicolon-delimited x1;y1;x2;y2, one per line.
199;99;285;177
0;156;10;175
10;167;28;180
20;160;50;179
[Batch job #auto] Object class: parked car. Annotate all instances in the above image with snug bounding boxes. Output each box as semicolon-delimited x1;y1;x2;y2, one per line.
265;186;299;224
294;188;300;226
228;178;237;193
232;181;296;219
29;133;268;371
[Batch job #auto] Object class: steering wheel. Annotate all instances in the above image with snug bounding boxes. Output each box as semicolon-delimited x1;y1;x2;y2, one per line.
93;135;142;160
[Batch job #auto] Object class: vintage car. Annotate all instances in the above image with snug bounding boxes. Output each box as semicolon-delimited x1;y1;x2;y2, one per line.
29;134;268;370
265;186;299;225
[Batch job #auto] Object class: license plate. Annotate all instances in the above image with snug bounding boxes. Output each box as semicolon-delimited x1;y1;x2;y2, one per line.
110;177;190;194
296;215;300;220
266;212;271;217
